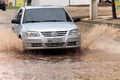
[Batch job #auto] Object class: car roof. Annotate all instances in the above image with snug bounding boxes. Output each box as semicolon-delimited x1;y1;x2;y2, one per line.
23;5;64;9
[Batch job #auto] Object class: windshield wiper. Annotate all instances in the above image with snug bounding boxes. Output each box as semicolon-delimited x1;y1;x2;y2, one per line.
41;20;66;22
25;21;41;23
25;20;66;23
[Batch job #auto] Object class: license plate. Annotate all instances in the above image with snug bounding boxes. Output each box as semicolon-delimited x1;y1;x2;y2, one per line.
47;38;63;43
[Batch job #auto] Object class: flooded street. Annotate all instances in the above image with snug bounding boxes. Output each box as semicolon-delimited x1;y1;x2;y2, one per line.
1;8;120;80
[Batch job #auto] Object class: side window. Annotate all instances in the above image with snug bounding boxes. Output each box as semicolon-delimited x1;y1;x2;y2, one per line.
15;9;23;22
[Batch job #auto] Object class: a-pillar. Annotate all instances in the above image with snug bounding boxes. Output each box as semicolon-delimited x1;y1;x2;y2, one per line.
90;0;98;20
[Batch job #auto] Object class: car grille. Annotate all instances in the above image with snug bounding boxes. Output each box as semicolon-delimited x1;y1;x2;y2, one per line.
31;43;42;47
45;43;64;47
41;31;67;37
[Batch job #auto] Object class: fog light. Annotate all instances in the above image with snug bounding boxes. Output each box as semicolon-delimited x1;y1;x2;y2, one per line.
26;43;32;47
76;41;79;45
68;41;76;46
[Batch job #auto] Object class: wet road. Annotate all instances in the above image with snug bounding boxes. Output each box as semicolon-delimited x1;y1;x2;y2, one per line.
1;9;120;80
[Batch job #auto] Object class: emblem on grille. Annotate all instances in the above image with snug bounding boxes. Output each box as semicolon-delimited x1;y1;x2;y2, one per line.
48;39;53;43
51;32;57;37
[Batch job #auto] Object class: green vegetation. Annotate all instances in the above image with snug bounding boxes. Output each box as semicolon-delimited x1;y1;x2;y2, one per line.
6;6;20;9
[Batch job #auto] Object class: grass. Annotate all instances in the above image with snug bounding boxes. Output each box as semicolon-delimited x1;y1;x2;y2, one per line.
6;6;20;9
6;4;31;9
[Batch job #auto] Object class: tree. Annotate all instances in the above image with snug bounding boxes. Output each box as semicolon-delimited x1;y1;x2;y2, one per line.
112;0;117;18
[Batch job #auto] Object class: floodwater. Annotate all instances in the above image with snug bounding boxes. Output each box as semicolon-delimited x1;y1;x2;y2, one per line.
0;10;120;80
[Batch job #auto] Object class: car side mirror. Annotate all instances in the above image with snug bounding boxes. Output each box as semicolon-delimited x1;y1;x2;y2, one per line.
72;17;81;22
11;19;20;24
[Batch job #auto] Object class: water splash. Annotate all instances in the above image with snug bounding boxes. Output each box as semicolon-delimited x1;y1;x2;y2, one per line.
0;28;23;52
82;24;120;53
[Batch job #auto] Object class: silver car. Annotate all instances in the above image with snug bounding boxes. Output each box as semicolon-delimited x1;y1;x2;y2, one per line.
11;6;81;50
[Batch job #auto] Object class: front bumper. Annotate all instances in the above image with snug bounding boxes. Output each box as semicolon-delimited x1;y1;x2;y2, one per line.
22;36;80;50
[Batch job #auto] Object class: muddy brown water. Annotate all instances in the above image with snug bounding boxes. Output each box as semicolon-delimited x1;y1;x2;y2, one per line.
0;9;120;80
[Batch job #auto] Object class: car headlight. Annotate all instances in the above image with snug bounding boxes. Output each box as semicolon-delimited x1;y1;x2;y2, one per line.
69;29;79;36
25;31;40;37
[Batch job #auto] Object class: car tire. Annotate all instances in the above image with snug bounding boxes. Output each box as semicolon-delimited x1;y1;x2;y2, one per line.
2;7;6;11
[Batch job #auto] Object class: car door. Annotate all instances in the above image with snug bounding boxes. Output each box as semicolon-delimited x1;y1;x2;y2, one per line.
13;9;23;35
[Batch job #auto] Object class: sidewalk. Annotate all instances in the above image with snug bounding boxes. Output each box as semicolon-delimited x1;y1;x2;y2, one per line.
82;15;120;26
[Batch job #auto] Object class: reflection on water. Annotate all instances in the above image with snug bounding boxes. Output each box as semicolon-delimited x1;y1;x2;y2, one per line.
17;49;81;63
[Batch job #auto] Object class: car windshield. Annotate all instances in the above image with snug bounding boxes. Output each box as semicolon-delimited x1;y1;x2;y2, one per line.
23;8;72;23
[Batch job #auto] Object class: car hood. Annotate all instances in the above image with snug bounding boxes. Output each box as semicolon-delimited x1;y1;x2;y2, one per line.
22;22;78;31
